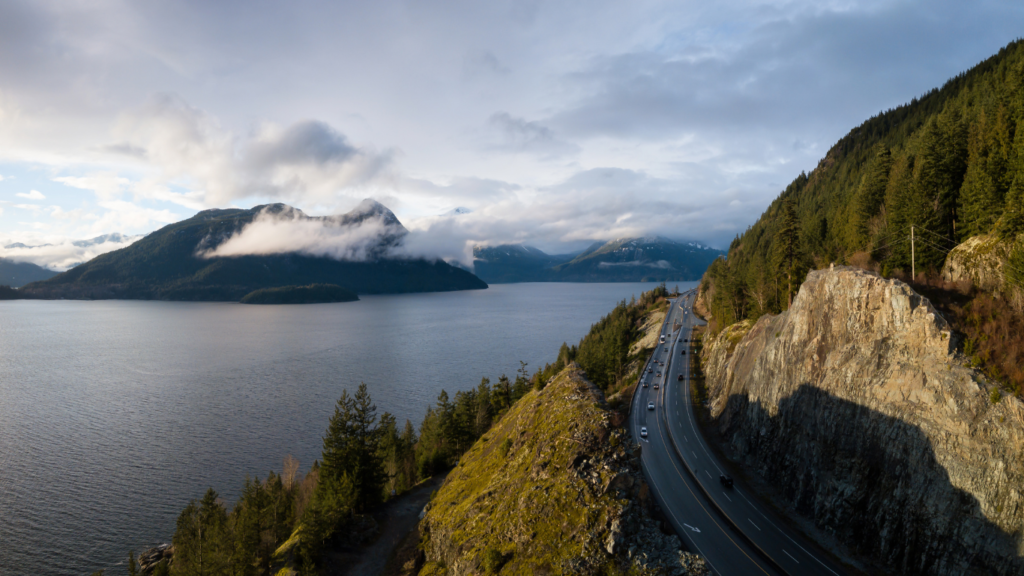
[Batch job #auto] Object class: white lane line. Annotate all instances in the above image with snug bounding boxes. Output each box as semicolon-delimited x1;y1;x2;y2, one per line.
692;451;697;458
704;470;712;479
723;493;732;502
683;435;688;443
783;550;799;564
748;519;761;531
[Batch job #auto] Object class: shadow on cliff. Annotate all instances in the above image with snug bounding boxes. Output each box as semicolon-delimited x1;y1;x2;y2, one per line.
716;384;1022;576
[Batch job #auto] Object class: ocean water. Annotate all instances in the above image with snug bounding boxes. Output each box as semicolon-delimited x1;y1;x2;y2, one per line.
0;281;696;575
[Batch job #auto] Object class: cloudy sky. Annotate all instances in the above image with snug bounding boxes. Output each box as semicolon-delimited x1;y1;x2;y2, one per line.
0;0;1021;267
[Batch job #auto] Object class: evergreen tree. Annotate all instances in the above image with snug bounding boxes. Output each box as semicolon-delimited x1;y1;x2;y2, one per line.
127;551;138;576
854;147;893;243
491;375;512;414
474;378;492;435
173;488;231;576
772;198;801;308
320;383;386;512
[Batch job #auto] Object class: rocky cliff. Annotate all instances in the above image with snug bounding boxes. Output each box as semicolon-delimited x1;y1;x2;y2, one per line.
418;364;708;576
701;266;1024;575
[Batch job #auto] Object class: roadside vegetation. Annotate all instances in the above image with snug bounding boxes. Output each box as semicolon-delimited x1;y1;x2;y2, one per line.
702;39;1024;398
123;286;673;575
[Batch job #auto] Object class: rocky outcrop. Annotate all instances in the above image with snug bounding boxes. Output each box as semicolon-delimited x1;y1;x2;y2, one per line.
702;266;1024;575
418;364;708;576
138;544;173;575
941;233;1013;292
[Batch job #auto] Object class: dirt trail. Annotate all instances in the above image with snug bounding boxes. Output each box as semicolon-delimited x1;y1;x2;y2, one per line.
333;475;446;576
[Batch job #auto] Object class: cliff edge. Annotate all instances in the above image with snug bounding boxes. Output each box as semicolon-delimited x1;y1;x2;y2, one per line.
702;266;1024;575
417;364;708;576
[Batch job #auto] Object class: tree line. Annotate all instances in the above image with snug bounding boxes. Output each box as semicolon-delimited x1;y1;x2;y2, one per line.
111;285;670;575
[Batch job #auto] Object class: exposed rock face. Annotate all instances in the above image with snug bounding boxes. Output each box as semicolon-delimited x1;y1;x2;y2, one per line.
941;233;1012;292
701;266;1024;575
418;364;708;576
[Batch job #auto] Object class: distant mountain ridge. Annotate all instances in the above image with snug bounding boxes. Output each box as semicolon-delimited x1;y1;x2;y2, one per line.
0;258;59;287
472;237;722;283
20;200;486;301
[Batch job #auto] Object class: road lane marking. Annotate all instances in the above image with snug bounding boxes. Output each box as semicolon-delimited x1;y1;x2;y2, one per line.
649;408;771;576
749;519;761;531
683;524;702;533
723;493;732;502
783;550;799;564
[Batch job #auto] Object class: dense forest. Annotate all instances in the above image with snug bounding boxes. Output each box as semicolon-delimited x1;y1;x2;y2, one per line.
702;39;1024;397
116;285;671;575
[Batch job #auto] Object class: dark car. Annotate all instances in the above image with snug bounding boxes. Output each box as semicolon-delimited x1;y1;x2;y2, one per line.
653;383;659;390
681;350;686;355
719;475;734;488
684;338;688;343
677;374;684;381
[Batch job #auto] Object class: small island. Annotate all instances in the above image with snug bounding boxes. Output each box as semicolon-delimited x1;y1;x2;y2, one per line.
239;284;359;304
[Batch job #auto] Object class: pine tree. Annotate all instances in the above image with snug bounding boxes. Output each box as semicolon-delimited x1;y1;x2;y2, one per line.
173;488;230;576
127;551;138;576
772;198;801;308
320;383;386;512
854;147;893;243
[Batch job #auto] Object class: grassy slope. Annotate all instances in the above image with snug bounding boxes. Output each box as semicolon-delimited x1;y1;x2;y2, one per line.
418;364;706;576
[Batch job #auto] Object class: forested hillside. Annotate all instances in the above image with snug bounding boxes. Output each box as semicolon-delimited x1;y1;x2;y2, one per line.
703;39;1024;397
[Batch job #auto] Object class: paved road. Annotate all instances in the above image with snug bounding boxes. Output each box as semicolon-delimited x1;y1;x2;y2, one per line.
630;290;847;576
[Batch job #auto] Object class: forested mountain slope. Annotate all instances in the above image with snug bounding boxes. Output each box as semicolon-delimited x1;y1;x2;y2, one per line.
702;39;1024;397
19;200;486;300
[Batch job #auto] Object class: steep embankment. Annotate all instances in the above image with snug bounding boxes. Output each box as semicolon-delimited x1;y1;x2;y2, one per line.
418;364;707;576
701;266;1024;575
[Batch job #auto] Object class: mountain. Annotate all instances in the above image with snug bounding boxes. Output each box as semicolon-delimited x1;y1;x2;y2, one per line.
699;38;1024;395
552;237;722;282
472;238;722;283
19;200;487;301
0;258;58;287
470;244;577;282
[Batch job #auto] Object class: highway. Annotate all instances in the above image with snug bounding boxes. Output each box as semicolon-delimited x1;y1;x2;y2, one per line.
630;290;847;576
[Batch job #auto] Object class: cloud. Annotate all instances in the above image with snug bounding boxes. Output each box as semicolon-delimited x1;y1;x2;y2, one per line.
486;112;579;158
54;173;130;201
111;94;395;208
0;233;142;271
16;189;45;200
200;204;405;262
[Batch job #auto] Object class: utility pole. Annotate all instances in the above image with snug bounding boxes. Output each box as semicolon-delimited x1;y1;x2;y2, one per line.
911;225;915;281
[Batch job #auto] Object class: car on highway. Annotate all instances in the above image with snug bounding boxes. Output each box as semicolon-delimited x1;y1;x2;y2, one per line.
677;374;684;381
647;402;655;411
719;474;734;488
653;383;659;390
681;349;686;355
640;427;648;438
642;381;648;388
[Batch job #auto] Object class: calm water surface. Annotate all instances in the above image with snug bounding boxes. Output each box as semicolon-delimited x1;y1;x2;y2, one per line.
0;282;695;575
